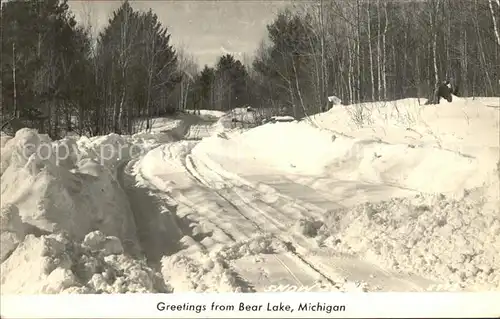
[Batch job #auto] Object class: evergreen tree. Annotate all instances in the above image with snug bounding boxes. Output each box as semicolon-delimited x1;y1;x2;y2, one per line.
1;0;91;137
94;1;179;134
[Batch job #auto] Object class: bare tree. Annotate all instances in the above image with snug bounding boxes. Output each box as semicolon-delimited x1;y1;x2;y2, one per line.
382;1;388;101
367;0;375;101
12;43;18;119
474;0;494;94
176;48;198;113
377;0;382;100
143;14;157;132
488;0;500;47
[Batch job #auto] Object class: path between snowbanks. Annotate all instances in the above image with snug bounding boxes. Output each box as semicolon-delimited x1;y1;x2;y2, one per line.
183;98;499;291
115;112;227;268
0;114;202;293
135;133;440;292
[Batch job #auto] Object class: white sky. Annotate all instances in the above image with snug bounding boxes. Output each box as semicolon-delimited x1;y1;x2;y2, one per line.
68;0;290;67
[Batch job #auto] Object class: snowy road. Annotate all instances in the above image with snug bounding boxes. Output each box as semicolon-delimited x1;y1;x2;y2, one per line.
120;115;437;292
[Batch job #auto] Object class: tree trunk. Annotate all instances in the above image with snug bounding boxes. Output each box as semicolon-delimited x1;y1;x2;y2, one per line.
320;0;327;110
475;0;494;94
489;0;500;47
356;0;362;103
367;0;375;101
145;29;156;133
461;27;469;96
403;25;408;97
432;1;439;98
12;43;18;119
347;38;354;105
377;0;382;101
382;1;388;101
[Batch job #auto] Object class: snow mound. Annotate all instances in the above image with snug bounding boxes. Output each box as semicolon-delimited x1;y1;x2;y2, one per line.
161;234;287;293
314;97;499;155
320;193;500;291
1;129;140;261
1;231;168;293
216;234;287;260
0;204;26;262
161;250;243;293
202;101;496;195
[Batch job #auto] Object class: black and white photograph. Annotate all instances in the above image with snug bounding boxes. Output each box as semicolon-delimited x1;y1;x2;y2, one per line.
1;0;499;317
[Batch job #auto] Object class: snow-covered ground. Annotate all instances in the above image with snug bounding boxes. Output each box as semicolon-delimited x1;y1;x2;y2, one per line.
1;97;499;293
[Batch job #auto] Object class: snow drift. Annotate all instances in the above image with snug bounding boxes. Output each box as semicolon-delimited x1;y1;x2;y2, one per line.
0;124;187;293
200;97;499;196
1;129;139;246
1;231;169;293
319;193;500;291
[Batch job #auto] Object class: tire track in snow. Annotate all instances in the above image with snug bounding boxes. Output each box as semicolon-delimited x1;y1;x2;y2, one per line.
112;117;257;292
185;154;284;234
185;150;326;249
136;148;238;247
181;151;335;288
185;144;438;291
185;145;442;291
133;142;258;291
181;150;342;288
159;143;255;242
132;151;253;292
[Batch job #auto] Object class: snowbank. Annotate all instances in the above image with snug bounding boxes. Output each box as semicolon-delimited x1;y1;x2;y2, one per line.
133;117;184;133
0;128;170;293
319;192;500;291
198;122;488;195
0;111;227;294
2;98;498;293
1;231;168;293
1;204;26;263
200;98;499;196
0;129;138;244
313;97;499;158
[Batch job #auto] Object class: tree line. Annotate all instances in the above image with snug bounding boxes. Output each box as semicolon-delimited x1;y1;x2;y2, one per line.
1;0;499;138
0;0;255;138
252;0;500;118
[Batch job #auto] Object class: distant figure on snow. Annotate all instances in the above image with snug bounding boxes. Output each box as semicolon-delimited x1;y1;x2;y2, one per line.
426;79;458;105
322;95;342;112
439;81;453;102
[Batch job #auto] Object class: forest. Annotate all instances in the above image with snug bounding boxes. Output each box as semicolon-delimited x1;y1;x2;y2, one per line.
1;0;499;138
